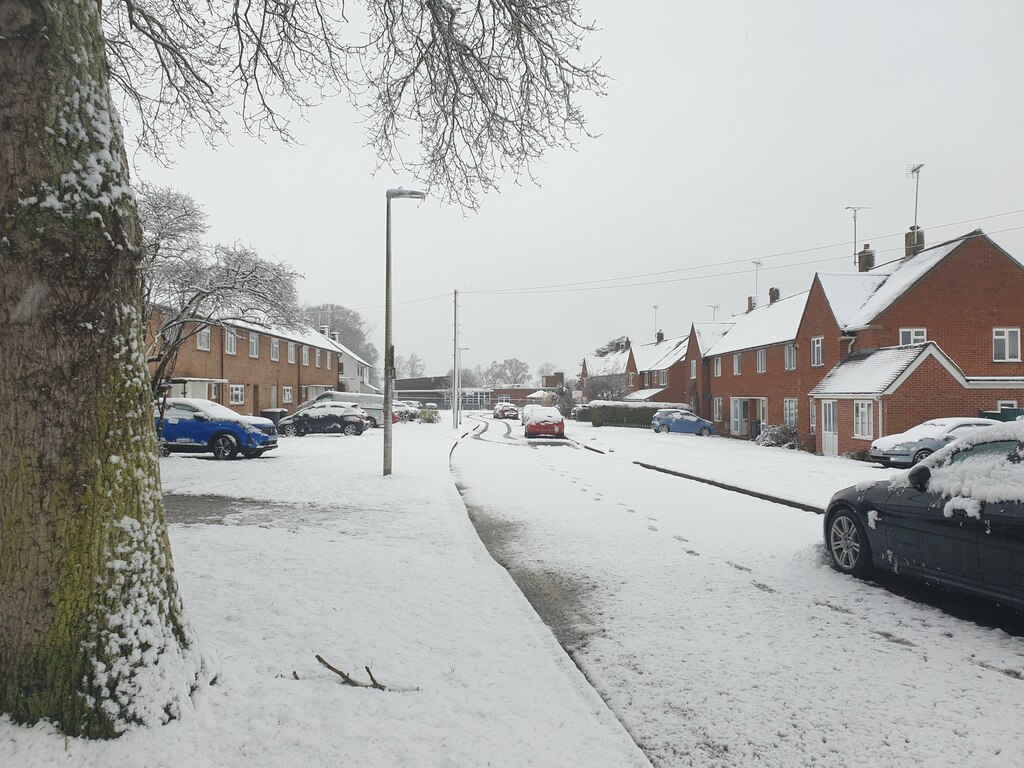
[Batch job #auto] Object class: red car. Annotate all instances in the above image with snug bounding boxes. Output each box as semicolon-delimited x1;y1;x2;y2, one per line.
524;407;565;439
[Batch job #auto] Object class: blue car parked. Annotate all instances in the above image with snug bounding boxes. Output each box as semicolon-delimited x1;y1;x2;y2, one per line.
652;408;716;436
156;398;278;459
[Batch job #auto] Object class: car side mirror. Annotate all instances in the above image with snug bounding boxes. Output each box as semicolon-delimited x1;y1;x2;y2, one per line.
942;435;956;442
193;412;207;421
908;464;930;492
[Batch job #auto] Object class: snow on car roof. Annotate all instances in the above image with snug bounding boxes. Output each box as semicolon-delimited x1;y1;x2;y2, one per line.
524;407;563;424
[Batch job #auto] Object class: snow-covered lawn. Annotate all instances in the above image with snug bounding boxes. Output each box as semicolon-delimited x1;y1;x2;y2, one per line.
0;424;647;768
3;417;1022;767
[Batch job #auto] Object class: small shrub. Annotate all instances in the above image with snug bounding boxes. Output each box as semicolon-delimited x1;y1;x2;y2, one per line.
419;409;440;423
754;423;798;448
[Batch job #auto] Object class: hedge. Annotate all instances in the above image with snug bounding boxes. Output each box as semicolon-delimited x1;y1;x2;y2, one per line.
588;400;692;429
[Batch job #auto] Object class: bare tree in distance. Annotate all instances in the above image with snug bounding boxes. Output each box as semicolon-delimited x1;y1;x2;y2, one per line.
102;1;607;209
536;362;559;380
139;184;306;399
394;354;410;379
485;358;530;386
303;303;380;387
406;352;426;378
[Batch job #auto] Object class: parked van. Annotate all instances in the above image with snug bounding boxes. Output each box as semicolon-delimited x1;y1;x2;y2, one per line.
296;390;386;427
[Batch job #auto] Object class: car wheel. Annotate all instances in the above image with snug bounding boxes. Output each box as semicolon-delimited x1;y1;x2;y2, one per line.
699;427;711;437
658;425;670;433
210;434;239;460
282;424;299;437
367;417;378;429
343;423;359;436
912;449;932;464
826;508;872;577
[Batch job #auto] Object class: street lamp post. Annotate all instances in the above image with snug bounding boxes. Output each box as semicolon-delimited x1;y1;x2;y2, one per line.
384;187;425;476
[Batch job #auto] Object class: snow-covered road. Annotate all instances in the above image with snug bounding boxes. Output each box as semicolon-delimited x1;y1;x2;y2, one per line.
452;416;1024;767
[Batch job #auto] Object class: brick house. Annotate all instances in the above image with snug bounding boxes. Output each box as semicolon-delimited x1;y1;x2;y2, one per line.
628;332;690;404
579;346;638;401
148;317;371;416
694;228;1024;455
702;290;813;443
682;321;734;419
806;230;1024;455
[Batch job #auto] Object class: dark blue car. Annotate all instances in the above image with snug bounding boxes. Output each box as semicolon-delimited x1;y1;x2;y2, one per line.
652;408;716;436
156;397;278;459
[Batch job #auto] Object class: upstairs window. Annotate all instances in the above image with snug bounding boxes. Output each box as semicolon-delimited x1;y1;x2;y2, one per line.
249;332;259;358
900;328;927;345
756;349;766;373
302;345;310;366
714;357;721;377
733;354;742;376
270;338;280;361
690;360;697;379
197;326;211;351
288;342;297;364
315;349;322;368
810;337;824;367
225;328;237;356
784;344;796;371
993;328;1021;362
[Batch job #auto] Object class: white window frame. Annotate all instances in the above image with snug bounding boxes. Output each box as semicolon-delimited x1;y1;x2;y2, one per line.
783;398;797;427
225;328;237;356
229;384;245;404
853;400;873;439
327;352;333;371
713;397;723;422
249;332;259;358
690;360;697;379
993;327;1021;362
810;337;824;367
315;348;322;368
809;401;816;435
784;343;796;371
270;338;280;362
288;342;297;364
642;371;649;388
733;353;742;376
196;326;211;351
756;348;766;373
282;386;293;404
659;369;668;386
899;327;927;345
628;372;636;386
714;357;721;377
997;400;1018;410
302;345;310;366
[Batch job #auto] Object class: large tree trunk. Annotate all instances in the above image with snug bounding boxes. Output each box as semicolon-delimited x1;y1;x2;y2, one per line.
0;0;203;738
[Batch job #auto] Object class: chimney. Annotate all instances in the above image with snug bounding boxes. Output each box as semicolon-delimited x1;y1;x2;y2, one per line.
857;244;875;272
330;332;339;342
656;329;664;343
319;325;330;336
904;226;925;260
747;296;756;313
625;336;631;350
768;287;780;304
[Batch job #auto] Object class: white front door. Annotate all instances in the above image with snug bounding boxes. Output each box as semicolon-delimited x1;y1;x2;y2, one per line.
822;400;838;456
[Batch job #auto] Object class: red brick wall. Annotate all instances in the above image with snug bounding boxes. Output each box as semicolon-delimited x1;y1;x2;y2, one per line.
148;320;339;416
854;236;1024;377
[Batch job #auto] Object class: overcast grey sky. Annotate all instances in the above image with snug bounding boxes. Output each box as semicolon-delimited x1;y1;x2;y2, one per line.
134;0;1024;381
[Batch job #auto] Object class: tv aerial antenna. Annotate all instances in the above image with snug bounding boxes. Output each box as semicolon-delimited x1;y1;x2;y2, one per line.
907;163;925;230
845;206;869;267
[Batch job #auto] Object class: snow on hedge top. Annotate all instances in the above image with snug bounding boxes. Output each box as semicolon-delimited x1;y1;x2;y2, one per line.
808;343;931;396
584;349;631;377
704;292;809;356
692;322;735;354
633;335;688;372
589;399;692;410
624;388;667;401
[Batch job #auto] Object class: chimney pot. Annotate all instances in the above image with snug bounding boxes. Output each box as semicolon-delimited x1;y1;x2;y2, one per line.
904;226;925;260
857;244;876;272
319;325;330;336
656;330;664;343
747;296;755;313
768;287;780;304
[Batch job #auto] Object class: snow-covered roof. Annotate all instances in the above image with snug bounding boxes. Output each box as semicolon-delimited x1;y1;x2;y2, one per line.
583;349;632;377
624;388;667;401
633;336;688;372
705;292;809;356
809;343;938;396
814;233;990;333
231;319;372;367
525;390;548;399
692;322;735;355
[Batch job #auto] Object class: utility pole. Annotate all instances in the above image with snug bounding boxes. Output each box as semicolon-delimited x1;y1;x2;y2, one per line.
452;289;459;428
845;206;869;267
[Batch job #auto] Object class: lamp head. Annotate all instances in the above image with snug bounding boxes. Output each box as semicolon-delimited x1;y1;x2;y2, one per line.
387;187;426;200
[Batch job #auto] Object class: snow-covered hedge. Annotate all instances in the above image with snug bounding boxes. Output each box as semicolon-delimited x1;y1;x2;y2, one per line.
753;423;798;448
588;400;692;428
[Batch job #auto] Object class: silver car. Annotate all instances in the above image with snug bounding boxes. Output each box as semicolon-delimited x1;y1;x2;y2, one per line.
868;417;1000;467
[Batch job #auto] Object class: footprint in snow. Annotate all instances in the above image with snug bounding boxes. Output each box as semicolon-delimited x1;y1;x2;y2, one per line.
684;549;700;557
673;535;689;543
752;582;777;594
726;561;751;572
647;524;658;531
627;508;636;514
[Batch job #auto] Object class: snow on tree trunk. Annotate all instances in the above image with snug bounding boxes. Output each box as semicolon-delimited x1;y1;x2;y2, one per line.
0;0;203;738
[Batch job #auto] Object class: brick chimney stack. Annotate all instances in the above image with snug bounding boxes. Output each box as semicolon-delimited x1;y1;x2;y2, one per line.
768;287;780;304
747;296;756;313
656;330;664;343
904;226;925;260
857;244;876;272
